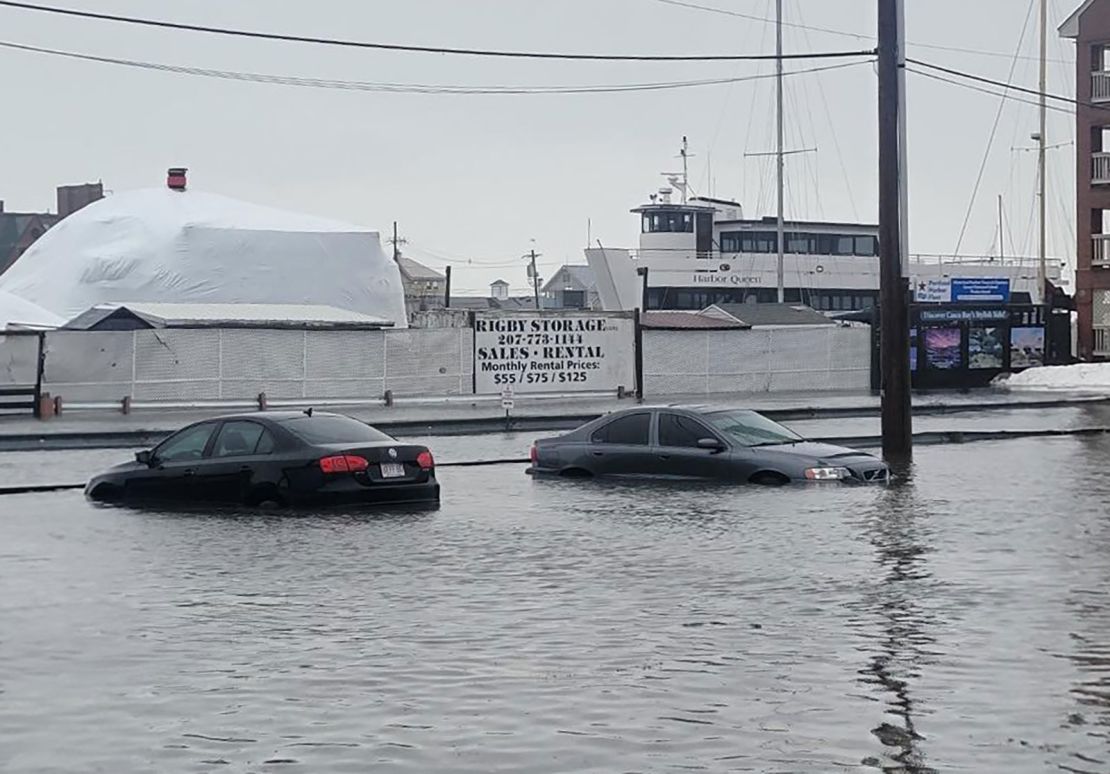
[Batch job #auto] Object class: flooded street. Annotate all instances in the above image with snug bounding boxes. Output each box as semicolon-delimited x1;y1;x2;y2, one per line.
2;436;1109;772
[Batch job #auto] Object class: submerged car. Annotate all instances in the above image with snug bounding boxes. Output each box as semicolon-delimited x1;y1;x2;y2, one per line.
86;411;440;507
529;406;888;485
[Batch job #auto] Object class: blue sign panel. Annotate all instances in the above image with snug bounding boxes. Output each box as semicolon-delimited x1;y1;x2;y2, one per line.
950;277;1011;303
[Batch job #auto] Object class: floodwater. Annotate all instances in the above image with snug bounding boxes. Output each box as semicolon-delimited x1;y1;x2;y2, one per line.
2;436;1109;772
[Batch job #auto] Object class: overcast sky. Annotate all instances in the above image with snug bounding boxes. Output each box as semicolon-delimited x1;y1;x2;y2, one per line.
0;0;1082;294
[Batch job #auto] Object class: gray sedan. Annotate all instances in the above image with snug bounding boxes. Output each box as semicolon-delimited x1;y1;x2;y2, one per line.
528;406;888;485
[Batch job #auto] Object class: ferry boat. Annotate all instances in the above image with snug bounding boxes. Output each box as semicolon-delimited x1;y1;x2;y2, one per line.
585;188;1064;313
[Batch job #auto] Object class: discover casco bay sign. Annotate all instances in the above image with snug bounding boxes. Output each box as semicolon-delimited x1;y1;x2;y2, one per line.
473;311;637;394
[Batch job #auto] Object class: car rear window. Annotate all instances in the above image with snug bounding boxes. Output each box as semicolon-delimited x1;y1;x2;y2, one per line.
280;415;393;445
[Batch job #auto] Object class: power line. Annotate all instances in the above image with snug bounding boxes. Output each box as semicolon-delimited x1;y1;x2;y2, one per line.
906;67;1075;115
0;40;872;94
907;57;1110;111
651;0;1073;63
0;0;873;62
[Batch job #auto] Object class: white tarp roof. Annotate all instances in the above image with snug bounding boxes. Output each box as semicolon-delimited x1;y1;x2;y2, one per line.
0;187;407;328
0;289;65;329
65;302;394;329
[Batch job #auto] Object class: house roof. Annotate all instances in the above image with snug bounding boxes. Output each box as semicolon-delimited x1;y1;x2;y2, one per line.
641;311;749;330
63;302;395;330
1060;0;1097;37
490;279;509;286
706;303;835;327
397;256;445;282
448;296;495;311
541;264;596;294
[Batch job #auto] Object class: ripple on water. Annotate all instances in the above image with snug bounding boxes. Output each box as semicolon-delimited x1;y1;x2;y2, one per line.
1;436;1110;772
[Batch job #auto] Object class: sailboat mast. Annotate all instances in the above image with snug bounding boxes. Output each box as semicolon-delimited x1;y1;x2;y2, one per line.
776;0;785;303
1037;0;1048;299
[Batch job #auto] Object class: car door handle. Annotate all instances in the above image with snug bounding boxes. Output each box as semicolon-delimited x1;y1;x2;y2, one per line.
592;451;604;456
239;465;252;472
658;455;670;460
183;469;196;477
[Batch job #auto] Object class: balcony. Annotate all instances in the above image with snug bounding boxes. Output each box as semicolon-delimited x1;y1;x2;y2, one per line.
1095;327;1110;357
1094;234;1110;267
1094;71;1110;102
1095;153;1110;184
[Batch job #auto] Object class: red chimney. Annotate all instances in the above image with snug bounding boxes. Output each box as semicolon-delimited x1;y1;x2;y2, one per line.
167;168;187;191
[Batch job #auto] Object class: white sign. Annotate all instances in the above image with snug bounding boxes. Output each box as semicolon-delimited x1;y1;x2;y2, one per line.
473;312;637;394
500;385;514;410
914;278;951;303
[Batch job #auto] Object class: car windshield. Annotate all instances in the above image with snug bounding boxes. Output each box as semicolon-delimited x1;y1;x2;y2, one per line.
279;415;393;445
703;410;803;447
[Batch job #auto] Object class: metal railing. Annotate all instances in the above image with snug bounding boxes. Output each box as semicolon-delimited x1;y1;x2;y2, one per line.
1094;327;1110;357
1094;71;1110;103
1093;235;1110;267
1094;152;1110;184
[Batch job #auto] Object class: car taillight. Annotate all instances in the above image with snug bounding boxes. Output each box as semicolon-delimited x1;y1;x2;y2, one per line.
530;444;538;464
319;454;369;474
416;450;434;470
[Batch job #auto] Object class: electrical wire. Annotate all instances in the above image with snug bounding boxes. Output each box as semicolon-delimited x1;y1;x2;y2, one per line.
0;40;873;95
907;57;1110;111
0;0;873;62
651;0;1073;64
906;67;1075;115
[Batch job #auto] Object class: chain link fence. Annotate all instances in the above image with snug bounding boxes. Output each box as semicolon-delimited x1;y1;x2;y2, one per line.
643;326;871;395
43;328;474;406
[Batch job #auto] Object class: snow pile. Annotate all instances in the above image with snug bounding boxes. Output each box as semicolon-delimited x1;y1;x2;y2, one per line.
997;363;1110;393
0;187;406;327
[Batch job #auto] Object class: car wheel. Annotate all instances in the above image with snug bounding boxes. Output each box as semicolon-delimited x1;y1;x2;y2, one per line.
246;486;286;509
750;471;790;487
559;467;594;479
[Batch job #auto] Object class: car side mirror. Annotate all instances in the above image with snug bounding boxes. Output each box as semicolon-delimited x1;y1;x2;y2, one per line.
697;438;725;452
135;450;153;466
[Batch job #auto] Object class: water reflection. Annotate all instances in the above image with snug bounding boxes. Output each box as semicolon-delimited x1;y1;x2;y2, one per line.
858;463;940;773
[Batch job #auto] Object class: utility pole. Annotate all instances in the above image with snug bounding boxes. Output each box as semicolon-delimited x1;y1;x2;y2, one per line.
389;221;406;263
1037;0;1048;301
878;0;913;461
775;0;786;303
529;248;541;310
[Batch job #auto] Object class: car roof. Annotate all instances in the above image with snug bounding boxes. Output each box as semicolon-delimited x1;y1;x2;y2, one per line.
596;404;752;417
200;410;354;423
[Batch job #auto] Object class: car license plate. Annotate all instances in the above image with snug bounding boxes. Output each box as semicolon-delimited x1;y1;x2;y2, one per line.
380;463;406;479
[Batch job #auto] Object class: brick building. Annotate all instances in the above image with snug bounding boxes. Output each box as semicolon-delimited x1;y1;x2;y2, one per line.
1062;1;1110;357
0;182;103;275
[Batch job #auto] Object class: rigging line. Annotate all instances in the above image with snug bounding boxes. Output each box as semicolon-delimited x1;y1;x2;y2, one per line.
951;0;1036;258
0;0;873;62
739;0;775;209
701;0;766;192
906;68;1075;115
1048;162;1076;264
797;10;860;222
0;40;873;94
650;0;1073;63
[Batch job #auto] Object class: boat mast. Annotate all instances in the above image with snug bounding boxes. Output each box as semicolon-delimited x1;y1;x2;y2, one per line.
1037;0;1048;300
776;0;785;303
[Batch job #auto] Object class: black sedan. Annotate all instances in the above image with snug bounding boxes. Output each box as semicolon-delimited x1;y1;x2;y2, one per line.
86;411;440;507
529;406;888;485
